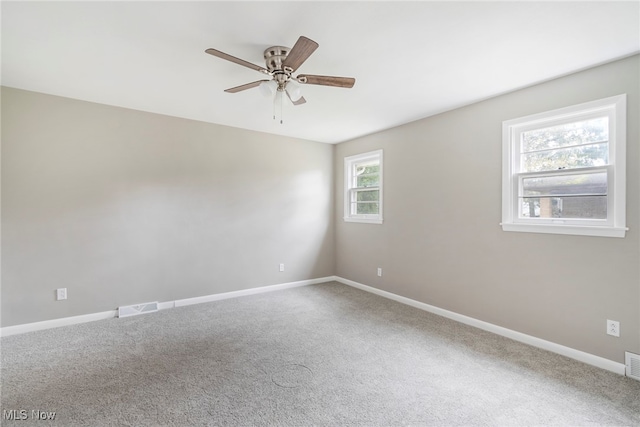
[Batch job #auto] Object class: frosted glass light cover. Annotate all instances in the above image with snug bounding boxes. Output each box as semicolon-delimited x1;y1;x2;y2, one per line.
259;80;277;97
286;81;302;101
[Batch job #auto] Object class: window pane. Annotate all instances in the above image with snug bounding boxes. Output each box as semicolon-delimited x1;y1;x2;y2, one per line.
357;174;379;187
522;172;607;197
356;190;379;202
520;196;607;219
521;143;608;172
356;202;379;215
356;163;380;187
521;117;608;153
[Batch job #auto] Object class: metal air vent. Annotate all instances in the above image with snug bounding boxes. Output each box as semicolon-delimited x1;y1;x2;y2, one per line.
625;351;640;381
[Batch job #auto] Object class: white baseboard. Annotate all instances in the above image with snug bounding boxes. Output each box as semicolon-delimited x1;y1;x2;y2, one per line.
0;276;335;337
334;276;626;376
173;276;334;308
0;310;117;337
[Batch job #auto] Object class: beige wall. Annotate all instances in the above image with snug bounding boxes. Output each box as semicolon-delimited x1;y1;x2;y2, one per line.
1;87;335;326
335;55;640;363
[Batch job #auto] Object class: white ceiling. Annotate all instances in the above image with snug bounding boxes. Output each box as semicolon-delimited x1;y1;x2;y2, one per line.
2;1;639;144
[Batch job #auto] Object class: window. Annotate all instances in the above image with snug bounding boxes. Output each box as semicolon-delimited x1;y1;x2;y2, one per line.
502;94;626;238
344;150;383;224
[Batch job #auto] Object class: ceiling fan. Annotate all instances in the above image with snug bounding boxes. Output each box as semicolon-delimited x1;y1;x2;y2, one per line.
205;36;355;107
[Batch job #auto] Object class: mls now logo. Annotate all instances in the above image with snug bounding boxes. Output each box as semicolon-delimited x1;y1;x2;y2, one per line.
3;409;56;420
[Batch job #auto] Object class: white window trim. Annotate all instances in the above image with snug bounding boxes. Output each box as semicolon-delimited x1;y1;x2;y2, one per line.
344;150;383;224
501;94;627;238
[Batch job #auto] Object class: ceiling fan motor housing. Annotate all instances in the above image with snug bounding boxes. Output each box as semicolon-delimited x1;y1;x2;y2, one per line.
264;46;290;73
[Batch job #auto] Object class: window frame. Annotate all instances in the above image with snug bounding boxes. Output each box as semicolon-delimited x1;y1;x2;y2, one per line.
501;94;626;238
344;150;383;224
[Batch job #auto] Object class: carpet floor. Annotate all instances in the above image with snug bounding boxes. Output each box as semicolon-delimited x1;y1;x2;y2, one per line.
1;281;639;426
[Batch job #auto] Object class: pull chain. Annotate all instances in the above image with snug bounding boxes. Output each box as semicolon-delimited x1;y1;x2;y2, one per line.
272;91;277;121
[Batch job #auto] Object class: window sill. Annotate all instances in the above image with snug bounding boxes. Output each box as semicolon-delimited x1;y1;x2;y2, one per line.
344;217;383;225
501;222;627;238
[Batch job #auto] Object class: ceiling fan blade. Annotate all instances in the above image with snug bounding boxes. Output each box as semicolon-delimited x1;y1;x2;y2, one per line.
296;74;355;88
286;91;307;106
224;80;270;93
205;48;269;74
281;36;319;72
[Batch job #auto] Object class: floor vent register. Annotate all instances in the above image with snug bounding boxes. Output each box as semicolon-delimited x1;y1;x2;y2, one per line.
118;301;159;318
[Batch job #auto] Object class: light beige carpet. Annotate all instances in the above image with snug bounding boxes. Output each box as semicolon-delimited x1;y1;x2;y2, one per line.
2;281;639;426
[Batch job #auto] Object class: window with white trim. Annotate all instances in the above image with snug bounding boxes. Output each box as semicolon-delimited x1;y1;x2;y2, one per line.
502;94;626;238
344;150;383;224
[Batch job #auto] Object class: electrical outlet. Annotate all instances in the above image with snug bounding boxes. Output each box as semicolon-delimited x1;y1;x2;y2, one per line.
279;263;285;272
377;267;382;277
56;288;67;301
607;319;620;337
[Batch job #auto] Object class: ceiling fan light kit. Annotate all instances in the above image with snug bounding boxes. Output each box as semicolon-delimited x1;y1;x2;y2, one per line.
205;36;355;123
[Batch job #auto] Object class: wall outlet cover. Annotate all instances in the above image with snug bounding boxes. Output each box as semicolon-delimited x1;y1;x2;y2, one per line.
606;319;620;337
